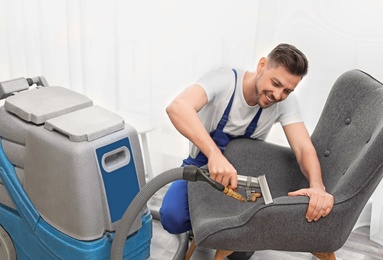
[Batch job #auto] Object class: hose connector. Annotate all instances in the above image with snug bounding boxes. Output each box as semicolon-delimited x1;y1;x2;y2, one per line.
223;187;246;202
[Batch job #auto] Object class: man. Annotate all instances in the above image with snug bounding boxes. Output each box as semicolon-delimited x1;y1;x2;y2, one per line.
160;43;334;260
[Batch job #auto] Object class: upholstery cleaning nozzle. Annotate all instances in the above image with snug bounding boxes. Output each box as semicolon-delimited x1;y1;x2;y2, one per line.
223;187;246;202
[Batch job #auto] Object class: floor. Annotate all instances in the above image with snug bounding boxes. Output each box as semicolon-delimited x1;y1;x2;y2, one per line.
147;186;383;260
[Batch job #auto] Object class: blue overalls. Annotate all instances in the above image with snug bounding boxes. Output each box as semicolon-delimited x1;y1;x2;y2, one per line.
160;69;262;234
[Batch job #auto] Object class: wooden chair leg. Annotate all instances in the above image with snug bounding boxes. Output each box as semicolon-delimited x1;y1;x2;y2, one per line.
312;252;336;260
214;250;234;260
184;238;196;260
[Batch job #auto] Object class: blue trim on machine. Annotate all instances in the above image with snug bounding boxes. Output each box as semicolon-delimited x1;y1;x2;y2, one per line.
0;203;152;259
96;138;140;222
0;139;40;230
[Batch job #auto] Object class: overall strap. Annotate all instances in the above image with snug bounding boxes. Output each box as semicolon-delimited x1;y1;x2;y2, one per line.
216;69;237;130
243;107;263;138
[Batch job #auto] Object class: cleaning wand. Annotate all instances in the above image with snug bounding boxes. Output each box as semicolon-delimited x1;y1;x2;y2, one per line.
183;166;273;204
183;166;246;202
237;175;273;204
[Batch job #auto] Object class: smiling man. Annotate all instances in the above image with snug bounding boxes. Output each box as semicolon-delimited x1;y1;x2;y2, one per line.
160;43;334;260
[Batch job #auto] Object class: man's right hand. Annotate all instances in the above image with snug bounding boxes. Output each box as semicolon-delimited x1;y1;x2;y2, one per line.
207;153;238;189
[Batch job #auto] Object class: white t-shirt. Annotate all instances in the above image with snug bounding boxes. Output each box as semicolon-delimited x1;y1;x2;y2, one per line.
189;67;303;158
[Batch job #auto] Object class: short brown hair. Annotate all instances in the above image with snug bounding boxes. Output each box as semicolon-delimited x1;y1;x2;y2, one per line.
267;43;308;78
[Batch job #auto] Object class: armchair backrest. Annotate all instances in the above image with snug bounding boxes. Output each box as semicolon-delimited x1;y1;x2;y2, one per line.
311;70;383;202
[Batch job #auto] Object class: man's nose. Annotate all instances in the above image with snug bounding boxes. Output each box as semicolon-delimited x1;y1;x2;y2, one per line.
273;88;284;101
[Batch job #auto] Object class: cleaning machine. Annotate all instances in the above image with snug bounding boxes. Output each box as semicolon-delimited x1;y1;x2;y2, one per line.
0;76;273;259
0;76;151;259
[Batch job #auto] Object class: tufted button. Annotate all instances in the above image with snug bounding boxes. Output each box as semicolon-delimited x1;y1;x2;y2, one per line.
324;150;330;157
345;118;351;125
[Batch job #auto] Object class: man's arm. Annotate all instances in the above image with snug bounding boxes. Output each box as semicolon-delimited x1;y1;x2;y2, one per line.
283;122;334;222
166;84;238;188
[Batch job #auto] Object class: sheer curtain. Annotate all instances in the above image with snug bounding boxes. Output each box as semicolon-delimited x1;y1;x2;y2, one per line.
1;0;383;239
0;0;262;170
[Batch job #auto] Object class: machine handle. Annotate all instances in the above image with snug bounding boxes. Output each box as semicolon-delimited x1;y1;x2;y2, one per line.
0;76;49;100
26;76;49;87
101;146;131;173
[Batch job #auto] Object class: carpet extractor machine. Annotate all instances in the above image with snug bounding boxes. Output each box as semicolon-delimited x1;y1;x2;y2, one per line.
0;76;273;259
0;77;151;259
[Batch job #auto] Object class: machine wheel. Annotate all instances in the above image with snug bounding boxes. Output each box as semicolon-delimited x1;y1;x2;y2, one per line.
0;225;16;260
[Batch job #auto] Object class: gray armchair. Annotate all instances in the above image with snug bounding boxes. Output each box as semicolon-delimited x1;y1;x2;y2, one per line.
188;69;383;254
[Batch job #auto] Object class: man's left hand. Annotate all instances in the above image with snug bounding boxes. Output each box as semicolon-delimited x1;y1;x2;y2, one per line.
288;187;334;222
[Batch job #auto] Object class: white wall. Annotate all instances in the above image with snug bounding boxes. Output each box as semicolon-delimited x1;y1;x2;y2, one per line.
1;0;383;226
151;0;383;172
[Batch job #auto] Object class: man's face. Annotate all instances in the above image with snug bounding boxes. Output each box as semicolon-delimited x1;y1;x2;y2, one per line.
254;59;301;109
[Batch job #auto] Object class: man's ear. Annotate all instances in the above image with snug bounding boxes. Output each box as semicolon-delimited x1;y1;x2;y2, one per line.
257;57;267;74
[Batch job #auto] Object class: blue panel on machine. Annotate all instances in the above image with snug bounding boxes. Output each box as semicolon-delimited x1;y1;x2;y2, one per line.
96;138;140;223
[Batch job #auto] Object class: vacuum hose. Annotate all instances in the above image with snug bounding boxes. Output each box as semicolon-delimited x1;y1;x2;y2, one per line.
110;167;184;259
110;166;245;260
